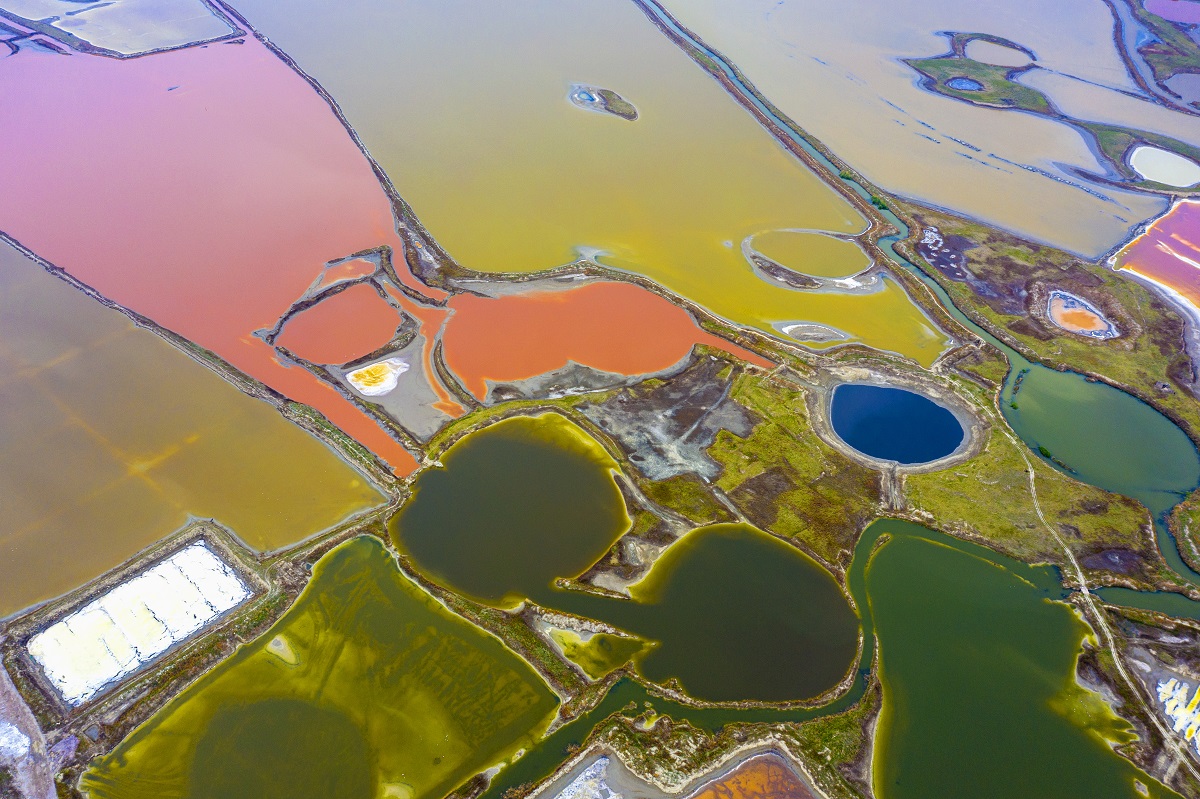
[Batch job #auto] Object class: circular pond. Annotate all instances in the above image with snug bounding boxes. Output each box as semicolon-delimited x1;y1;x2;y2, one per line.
830;383;965;465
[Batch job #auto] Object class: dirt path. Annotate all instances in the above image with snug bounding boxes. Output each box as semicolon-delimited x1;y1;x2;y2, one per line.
0;656;54;799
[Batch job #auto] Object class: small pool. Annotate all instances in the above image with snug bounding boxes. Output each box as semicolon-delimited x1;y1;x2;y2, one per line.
946;76;984;91
830;384;965;465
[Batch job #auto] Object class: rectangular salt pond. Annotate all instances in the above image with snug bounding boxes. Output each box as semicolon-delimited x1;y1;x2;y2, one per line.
27;543;250;706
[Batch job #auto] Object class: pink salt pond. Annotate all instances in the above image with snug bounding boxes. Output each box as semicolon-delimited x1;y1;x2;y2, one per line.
0;35;448;473
1116;200;1200;312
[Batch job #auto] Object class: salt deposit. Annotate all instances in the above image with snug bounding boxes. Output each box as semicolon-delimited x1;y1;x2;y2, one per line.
27;543;250;706
347;357;410;397
1129;146;1200;188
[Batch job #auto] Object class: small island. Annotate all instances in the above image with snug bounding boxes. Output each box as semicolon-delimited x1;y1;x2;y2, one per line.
569;83;638;121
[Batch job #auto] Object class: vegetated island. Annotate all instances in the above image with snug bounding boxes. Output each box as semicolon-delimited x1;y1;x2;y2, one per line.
569;83;638;121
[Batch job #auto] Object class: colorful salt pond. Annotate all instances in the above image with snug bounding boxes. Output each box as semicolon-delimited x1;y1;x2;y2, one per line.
0;33;448;473
1005;355;1200;518
0;241;382;617
1129;145;1200;187
747;230;873;280
1145;0;1200;24
653;0;1169;257
1114;200;1200;311
346;357;410;397
690;754;818;799
79;536;559;799
232;0;950;366
829;384;966;465
390;414;630;606
392;415;858;703
547;631;647;680
27;542;249;706
274;283;404;366
867;522;1179;799
1046;290;1119;338
0;0;238;55
441;281;770;402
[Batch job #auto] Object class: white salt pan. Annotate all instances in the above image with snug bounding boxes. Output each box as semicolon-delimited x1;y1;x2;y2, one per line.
27;543;250;706
1129;146;1200;188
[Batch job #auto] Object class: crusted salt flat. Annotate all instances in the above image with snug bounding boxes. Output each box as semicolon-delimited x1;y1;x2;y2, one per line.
27;543;250;706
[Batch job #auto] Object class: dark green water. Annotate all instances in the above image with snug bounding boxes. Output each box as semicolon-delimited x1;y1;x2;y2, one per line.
392;415;860;703
541;523;860;703
390;414;629;606
482;519;1177;799
867;530;1178;799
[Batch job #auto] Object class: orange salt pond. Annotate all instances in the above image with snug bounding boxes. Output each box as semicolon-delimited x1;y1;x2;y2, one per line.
689;754;818;799
1115;200;1200;313
275;284;402;365
0;37;445;473
440;282;772;401
1045;290;1118;339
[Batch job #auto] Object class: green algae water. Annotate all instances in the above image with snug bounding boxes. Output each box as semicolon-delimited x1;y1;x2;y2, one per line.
866;524;1179;799
390;414;629;606
543;523;859;703
1004;366;1200;517
480;519;1177;799
80;536;558;799
391;415;859;703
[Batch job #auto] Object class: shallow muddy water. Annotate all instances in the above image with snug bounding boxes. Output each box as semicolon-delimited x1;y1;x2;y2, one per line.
0;242;382;617
233;0;949;365
80;536;558;799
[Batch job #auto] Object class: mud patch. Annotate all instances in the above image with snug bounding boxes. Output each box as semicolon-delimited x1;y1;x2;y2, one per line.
577;355;755;480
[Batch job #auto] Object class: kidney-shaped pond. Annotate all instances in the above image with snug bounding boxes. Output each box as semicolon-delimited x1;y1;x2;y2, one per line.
830;383;965;465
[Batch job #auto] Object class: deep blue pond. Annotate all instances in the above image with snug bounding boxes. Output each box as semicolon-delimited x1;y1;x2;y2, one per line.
830;384;965;465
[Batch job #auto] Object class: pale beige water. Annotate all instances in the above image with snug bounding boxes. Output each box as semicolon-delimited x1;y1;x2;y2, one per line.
657;0;1170;256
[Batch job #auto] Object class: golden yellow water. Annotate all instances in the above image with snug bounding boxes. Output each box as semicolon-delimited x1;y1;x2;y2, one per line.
0;242;384;616
749;230;872;278
235;0;950;365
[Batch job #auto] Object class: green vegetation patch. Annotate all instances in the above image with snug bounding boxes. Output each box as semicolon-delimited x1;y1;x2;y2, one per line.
903;204;1200;439
1127;0;1200;84
905;56;1051;113
779;683;880;799
905;423;1155;574
640;473;729;524
708;373;881;570
80;536;558;799
596;89;638;121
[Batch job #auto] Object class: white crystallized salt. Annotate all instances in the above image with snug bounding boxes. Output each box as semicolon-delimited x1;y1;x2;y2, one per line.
27;543;250;706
